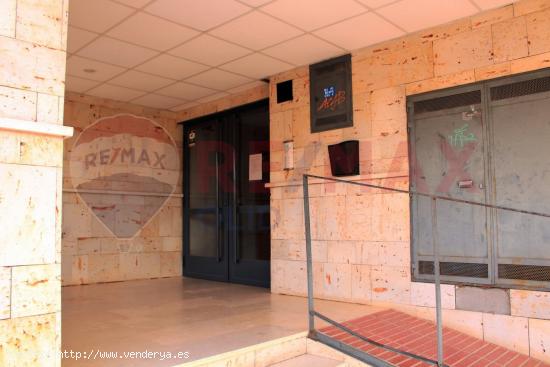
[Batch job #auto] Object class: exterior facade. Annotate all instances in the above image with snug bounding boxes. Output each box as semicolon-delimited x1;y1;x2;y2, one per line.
184;0;550;360
266;2;550;360
270;1;550;360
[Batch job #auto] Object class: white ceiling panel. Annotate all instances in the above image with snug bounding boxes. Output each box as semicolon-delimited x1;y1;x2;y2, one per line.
67;0;517;109
355;0;397;9
170;101;200;112
69;0;134;33
472;0;516;10
226;81;267;94
157;82;218;100
112;0;152;8
220;53;293;79
109;70;173;91
145;0;250;31
87;84;146;102
77;37;159;68
169;34;252;66
66;56;126;81
65;76;101;93
135;54;209;80
238;0;273;7
263;34;343;66
107;12;199;51
67;27;98;54
377;0;479;32
132;93;185;109
314;12;404;51
210;11;302;50
261;0;366;31
185;69;253;90
197;92;230;104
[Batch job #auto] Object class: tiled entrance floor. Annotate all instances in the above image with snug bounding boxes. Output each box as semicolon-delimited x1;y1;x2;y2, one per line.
62;277;382;366
321;309;549;367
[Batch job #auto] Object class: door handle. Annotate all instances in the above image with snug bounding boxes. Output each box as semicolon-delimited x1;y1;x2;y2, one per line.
216;152;223;262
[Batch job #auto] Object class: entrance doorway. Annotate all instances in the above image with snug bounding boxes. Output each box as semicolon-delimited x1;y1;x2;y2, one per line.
182;100;270;287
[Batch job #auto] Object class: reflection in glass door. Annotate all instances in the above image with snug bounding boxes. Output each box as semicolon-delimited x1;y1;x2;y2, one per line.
184;117;226;281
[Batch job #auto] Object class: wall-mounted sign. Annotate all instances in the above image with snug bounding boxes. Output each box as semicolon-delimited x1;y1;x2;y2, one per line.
309;54;353;133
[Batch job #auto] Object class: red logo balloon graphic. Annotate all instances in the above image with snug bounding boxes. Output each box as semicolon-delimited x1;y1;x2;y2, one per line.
69;114;180;238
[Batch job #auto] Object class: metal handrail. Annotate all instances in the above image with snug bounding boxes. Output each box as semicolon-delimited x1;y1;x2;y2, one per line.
302;173;550;367
304;173;550;218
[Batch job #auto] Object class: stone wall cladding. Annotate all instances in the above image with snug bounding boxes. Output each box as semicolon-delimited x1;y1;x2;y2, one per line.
61;83;269;286
264;0;550;361
0;0;69;365
62;93;183;285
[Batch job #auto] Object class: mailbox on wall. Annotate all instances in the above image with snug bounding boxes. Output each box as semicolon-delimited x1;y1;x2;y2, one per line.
328;140;359;177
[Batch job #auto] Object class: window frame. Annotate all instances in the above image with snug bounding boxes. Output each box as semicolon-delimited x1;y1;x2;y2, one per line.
407;68;550;292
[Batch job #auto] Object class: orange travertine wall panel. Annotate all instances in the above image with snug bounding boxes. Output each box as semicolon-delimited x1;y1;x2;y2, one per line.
62;93;183;285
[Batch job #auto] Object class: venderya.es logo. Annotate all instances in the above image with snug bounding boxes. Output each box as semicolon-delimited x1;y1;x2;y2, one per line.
69;114;180;239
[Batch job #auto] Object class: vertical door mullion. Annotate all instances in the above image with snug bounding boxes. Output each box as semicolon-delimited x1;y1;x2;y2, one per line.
181;126;190;268
219;117;227;270
407;101;420;281
482;83;497;285
232;114;240;265
215;127;222;263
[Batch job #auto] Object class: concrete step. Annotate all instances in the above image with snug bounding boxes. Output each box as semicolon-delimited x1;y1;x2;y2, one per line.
268;353;347;367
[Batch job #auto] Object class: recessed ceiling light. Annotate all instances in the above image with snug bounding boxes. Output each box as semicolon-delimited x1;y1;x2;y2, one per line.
83;68;97;74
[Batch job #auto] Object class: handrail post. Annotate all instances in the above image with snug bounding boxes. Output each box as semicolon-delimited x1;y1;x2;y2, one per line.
303;175;315;334
431;197;444;367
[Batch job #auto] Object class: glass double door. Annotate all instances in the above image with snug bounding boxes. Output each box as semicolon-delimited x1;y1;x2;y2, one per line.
183;100;270;287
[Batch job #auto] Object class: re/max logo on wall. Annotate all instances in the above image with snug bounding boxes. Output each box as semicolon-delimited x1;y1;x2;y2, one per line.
69;114;180;239
83;147;167;170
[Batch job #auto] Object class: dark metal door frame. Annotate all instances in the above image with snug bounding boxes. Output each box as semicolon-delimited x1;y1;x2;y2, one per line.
182;116;227;282
408;83;492;285
229;104;271;287
182;99;270;287
407;68;550;290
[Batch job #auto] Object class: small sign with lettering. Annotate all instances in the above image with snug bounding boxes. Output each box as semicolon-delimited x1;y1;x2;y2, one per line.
249;153;263;181
324;86;335;98
309;54;353;133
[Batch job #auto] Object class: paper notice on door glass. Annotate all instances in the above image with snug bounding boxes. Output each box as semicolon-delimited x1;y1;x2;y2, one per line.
249;153;263;181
